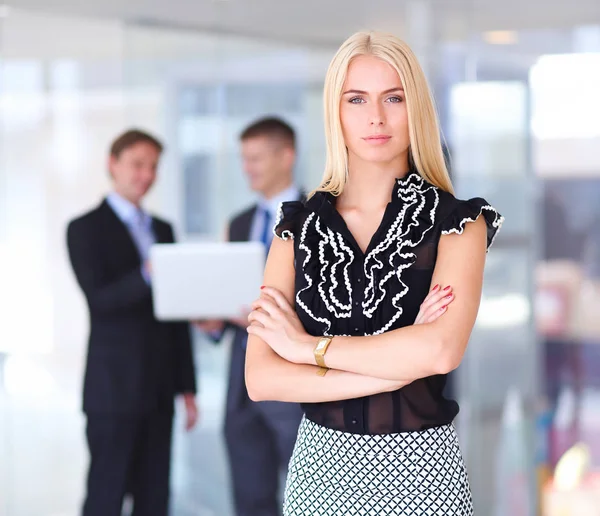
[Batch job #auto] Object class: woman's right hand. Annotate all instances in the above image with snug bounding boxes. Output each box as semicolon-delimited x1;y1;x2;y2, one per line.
414;284;454;324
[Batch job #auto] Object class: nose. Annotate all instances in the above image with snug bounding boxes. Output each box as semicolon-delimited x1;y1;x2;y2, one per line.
369;102;385;126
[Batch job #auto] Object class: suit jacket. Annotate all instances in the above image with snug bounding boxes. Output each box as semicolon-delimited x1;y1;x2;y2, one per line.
67;199;197;415
225;196;304;420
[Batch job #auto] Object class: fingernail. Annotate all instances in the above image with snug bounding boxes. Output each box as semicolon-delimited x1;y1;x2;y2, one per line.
441;304;448;310
431;284;439;291
260;286;265;290
443;286;451;291
445;294;453;299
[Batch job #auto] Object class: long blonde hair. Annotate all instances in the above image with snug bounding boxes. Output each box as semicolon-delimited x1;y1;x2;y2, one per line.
314;30;454;197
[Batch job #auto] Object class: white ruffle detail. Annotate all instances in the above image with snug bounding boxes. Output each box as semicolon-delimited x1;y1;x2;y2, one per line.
293;174;503;337
273;202;294;241
363;174;439;334
294;174;441;336
316;219;353;316
441;205;504;251
295;214;354;333
295;213;332;334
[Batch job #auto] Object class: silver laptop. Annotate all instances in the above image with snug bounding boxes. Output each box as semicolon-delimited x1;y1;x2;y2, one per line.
150;242;266;320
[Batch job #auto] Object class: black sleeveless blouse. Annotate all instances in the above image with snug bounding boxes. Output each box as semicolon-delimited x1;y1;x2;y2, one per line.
273;171;503;435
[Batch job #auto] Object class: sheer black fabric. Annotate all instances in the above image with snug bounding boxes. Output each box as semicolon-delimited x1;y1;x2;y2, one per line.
274;171;503;434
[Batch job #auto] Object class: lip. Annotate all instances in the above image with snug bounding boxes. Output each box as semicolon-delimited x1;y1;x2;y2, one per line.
363;135;392;143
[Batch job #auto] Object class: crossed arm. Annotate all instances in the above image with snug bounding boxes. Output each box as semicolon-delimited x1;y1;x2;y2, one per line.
244;216;488;404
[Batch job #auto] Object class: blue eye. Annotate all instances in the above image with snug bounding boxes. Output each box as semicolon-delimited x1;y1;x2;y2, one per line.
387;96;403;103
349;97;365;104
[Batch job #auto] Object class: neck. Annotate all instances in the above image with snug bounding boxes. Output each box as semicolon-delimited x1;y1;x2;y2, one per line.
113;188;142;208
261;178;294;201
339;153;409;209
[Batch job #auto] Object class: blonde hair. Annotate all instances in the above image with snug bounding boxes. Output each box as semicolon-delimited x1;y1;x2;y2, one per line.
314;30;454;197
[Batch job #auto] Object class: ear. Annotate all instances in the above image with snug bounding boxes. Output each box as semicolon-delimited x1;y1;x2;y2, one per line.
281;147;295;169
107;154;117;180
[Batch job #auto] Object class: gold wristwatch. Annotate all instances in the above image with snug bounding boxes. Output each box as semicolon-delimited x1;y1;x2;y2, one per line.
316;366;329;377
314;336;333;368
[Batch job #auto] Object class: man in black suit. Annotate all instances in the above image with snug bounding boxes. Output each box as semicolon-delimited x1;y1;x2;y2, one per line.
197;117;303;516
67;129;198;516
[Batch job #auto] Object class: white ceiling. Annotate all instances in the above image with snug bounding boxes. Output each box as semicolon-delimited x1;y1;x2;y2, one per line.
11;0;600;47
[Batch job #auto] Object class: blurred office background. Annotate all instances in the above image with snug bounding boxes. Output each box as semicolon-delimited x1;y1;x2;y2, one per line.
1;1;600;515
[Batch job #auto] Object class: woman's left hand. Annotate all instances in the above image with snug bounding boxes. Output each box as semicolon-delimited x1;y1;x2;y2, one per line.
247;286;314;364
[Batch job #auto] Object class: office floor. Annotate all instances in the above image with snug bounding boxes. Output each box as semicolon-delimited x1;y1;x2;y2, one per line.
0;340;235;516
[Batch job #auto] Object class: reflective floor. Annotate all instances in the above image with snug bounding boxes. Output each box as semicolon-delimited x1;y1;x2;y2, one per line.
0;336;235;516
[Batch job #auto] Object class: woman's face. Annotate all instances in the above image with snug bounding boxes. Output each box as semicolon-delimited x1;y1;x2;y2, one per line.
340;55;410;169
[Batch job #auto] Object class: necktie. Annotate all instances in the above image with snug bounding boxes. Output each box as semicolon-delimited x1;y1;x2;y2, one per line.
130;209;154;262
259;207;272;250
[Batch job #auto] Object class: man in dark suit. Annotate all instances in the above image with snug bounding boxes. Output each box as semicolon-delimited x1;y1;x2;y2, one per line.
197;117;304;516
67;129;198;516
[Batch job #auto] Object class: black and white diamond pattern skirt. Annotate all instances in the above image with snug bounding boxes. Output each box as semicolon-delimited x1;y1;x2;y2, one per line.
283;416;473;515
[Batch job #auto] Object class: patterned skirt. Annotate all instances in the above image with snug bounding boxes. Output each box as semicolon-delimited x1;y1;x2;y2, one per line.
283;416;473;516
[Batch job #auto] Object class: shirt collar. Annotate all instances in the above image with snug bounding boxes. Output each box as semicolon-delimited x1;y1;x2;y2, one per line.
106;192;149;226
258;184;300;215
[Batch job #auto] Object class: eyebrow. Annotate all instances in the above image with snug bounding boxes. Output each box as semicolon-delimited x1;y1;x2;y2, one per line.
342;87;404;95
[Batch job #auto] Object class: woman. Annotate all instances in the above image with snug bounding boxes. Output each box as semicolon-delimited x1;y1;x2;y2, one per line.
245;31;503;515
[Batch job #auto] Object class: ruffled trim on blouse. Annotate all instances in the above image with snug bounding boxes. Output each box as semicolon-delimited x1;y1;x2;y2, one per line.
440;197;504;250
273;200;305;241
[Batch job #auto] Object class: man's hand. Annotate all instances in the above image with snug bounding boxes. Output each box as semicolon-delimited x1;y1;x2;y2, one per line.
182;393;199;431
143;260;152;277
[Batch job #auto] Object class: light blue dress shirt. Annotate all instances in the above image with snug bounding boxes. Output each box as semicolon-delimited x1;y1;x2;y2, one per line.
250;184;301;246
106;192;155;284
